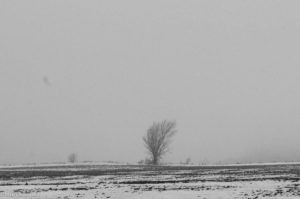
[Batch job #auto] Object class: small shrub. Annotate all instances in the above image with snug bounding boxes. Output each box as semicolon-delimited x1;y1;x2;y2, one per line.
68;153;77;163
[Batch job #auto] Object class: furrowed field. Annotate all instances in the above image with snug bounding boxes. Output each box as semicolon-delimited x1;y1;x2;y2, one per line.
1;163;300;199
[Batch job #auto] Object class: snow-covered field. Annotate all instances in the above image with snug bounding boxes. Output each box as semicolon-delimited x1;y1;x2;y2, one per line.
1;163;300;199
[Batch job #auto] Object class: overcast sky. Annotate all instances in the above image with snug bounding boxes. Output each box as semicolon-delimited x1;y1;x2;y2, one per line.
1;1;300;165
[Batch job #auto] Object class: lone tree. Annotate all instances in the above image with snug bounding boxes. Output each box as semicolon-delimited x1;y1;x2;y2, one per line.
143;120;177;165
68;153;77;163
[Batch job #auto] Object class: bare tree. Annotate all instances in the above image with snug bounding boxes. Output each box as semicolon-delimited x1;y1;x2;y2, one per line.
185;157;191;165
143;120;177;165
68;153;77;163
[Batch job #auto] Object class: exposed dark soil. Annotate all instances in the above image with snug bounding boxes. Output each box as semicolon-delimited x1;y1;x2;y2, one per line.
1;164;300;180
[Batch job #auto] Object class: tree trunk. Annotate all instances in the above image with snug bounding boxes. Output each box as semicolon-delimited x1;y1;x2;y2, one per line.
152;155;158;165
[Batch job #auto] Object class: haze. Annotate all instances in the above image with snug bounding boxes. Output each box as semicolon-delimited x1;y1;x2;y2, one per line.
1;1;300;165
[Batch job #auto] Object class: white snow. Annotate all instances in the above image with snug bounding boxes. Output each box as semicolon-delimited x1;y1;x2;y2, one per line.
1;164;299;199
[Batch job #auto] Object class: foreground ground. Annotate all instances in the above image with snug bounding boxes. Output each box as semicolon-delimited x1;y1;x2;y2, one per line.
1;163;300;198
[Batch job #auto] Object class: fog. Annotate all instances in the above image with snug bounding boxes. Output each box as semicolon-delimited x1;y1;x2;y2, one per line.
1;0;300;165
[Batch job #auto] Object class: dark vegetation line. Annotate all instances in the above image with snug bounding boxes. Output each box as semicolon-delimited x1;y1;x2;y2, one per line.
1;164;300;180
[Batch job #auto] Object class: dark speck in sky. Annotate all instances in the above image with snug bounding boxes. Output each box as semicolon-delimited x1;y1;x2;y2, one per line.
43;76;51;86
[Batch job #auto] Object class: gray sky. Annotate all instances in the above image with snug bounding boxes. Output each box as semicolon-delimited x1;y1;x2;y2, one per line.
1;0;300;164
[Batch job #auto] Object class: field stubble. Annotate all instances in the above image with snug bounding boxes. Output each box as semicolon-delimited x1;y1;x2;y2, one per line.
0;164;300;198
